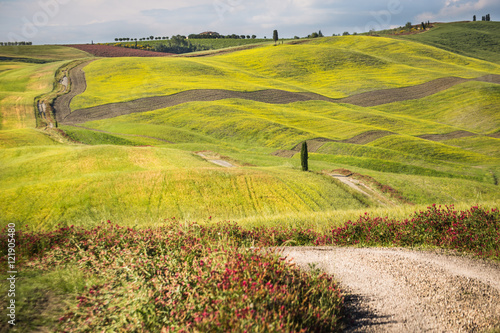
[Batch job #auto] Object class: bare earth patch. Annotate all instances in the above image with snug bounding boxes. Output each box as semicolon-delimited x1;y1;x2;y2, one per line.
280;247;500;333
66;44;174;57
54;60;94;123
418;130;477;141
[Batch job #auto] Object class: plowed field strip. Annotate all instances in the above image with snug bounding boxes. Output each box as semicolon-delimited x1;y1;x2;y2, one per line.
61;89;334;124
417;130;477;141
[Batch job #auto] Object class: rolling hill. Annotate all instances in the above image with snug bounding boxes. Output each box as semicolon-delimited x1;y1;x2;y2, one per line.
0;22;499;230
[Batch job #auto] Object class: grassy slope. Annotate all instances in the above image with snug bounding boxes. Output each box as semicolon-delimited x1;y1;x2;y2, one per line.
396;21;500;64
0;60;65;130
0;45;92;61
118;38;271;50
1;31;499;229
70;35;500;109
0;145;368;229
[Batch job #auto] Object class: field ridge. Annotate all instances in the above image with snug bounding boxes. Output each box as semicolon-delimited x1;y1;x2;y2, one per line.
54;62;500;124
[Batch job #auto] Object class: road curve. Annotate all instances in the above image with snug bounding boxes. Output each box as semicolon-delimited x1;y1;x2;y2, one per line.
280;247;500;332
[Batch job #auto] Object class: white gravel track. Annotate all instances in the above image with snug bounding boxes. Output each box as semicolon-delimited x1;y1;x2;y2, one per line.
280;247;500;332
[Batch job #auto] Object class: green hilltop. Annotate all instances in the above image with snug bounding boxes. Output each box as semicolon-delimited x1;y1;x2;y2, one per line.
0;22;499;230
396;21;500;64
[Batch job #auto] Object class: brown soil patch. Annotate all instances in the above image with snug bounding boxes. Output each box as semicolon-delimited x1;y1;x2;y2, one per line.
271;150;297;158
418;130;477;142
54;60;94;123
272;132;394;157
66;44;173;57
474;74;500;84
291;137;334;152
338;77;470;107
339;130;394;145
331;168;412;205
61;89;334;124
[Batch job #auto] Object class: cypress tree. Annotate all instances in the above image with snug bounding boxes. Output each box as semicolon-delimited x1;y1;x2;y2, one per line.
273;30;278;45
301;141;308;171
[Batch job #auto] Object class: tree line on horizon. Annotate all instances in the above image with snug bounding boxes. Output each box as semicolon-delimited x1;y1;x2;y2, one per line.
114;32;259;43
472;14;491;21
0;41;33;46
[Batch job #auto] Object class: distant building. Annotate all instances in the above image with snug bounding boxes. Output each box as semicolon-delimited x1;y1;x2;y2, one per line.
199;31;220;37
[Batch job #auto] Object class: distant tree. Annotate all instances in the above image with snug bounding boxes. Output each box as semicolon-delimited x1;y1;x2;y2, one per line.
318;30;324;37
149;35;154;40
246;35;250;39
294;36;300;39
473;15;476;21
114;38;118;41
421;22;426;30
405;22;412;30
301;141;308;171
251;35;256;39
309;32;319;38
486;14;491;21
482;16;486;21
353;32;358;35
342;31;350;36
240;35;246;39
273;30;278;45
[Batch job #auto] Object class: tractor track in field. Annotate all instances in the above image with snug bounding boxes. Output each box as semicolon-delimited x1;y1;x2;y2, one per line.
279;247;500;333
53;62;500;125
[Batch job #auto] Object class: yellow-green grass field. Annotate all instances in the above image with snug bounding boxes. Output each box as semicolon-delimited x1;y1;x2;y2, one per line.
0;60;70;130
0;45;91;61
1;30;499;231
396;21;500;64
375;80;500;134
0;145;371;230
70;36;500;110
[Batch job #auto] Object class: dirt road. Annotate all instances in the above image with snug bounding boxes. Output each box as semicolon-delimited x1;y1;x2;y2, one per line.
280;247;500;332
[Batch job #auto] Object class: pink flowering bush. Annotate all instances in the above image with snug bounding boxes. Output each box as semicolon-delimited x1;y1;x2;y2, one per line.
0;205;497;331
313;205;500;259
1;221;344;332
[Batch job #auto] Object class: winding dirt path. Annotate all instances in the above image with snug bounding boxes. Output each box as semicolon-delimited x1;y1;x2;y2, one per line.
280;247;500;332
54;60;94;123
54;62;500;125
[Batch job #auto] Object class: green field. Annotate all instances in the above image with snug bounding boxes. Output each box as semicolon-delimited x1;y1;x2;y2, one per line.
116;37;272;52
71;35;500;110
396;21;500;64
0;22;499;231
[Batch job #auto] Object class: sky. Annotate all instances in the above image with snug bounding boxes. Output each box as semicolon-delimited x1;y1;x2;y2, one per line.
0;0;499;44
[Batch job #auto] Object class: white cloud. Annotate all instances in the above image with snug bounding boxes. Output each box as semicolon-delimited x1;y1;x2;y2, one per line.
1;0;499;43
415;0;498;22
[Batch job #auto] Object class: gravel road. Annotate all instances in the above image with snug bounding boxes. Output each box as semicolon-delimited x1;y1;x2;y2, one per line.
280;247;500;332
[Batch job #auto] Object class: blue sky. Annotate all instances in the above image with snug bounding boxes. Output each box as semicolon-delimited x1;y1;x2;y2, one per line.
0;0;499;44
